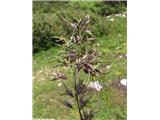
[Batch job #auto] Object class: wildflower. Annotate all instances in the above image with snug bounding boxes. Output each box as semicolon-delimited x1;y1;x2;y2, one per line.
115;12;127;18
108;18;114;21
122;14;126;17
57;82;62;87
39;70;43;73
120;79;127;86
106;64;112;69
119;55;123;58
115;14;121;17
106;15;111;18
88;81;103;91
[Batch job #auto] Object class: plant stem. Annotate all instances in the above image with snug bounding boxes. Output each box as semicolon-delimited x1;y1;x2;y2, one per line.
73;64;83;120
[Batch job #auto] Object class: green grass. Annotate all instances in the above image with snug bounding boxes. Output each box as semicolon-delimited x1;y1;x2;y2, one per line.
33;16;127;119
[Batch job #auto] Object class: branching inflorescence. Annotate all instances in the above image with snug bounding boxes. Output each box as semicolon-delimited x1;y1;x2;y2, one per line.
53;15;105;120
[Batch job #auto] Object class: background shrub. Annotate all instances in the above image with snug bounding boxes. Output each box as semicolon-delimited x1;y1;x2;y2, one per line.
33;1;127;53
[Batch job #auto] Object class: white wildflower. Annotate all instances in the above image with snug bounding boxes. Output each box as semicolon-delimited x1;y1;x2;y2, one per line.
57;82;62;87
106;65;112;69
107;15;111;18
115;14;121;17
108;18;114;21
39;70;43;73
120;79;127;86
88;81;103;91
119;55;123;58
115;12;127;18
122;14;126;17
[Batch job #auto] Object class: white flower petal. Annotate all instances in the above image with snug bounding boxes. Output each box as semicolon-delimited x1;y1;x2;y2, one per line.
119;55;123;58
120;79;127;86
106;65;112;69
108;18;114;21
57;82;62;87
88;81;103;91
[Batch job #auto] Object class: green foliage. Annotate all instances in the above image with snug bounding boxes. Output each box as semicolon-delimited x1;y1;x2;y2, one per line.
33;15;127;119
33;13;67;53
33;1;127;53
95;1;127;16
32;4;127;119
52;15;102;120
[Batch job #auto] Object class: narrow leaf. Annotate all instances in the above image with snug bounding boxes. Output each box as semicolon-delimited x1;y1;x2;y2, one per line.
57;99;73;109
63;83;74;97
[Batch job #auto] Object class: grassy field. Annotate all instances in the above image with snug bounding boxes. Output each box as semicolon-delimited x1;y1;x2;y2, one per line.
33;13;127;120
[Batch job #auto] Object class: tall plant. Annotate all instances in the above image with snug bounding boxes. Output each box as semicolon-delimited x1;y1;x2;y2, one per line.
53;15;104;120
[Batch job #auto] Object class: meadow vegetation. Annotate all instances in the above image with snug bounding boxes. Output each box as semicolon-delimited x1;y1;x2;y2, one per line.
33;1;127;120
